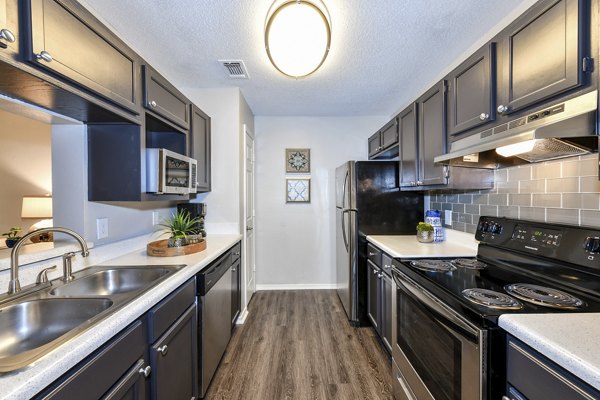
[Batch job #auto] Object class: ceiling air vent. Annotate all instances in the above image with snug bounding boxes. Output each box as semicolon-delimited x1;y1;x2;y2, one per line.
219;60;249;79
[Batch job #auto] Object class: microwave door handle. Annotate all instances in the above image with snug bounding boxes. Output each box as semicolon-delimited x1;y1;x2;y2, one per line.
395;269;480;338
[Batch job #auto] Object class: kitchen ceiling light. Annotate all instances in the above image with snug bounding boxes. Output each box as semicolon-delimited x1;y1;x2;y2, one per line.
496;140;537;157
265;0;331;78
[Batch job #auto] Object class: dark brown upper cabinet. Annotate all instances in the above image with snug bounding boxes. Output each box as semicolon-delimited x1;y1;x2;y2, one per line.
399;103;418;188
497;0;586;115
417;81;448;187
190;104;211;192
368;118;399;160
448;43;496;137
0;0;18;55
143;65;190;130
28;0;138;113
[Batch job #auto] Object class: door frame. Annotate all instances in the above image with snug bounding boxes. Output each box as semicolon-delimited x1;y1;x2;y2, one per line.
239;123;256;323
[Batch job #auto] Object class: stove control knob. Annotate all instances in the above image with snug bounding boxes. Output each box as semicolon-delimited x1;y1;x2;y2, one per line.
585;237;600;254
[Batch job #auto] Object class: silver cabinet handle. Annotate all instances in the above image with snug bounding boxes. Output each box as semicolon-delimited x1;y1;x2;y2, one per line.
233;251;241;256
35;50;53;62
149;100;157;108
377;273;383;279
36;265;57;284
497;105;509;114
138;365;151;378
368;251;376;256
231;267;236;272
417;181;423;186
501;397;510;400
373;269;378;275
157;345;168;356
0;29;15;43
479;112;489;121
409;181;416;186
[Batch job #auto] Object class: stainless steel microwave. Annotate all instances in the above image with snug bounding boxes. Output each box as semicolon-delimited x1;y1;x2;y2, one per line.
146;148;197;194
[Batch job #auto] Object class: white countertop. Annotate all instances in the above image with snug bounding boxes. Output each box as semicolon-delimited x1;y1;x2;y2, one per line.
367;229;479;258
0;234;241;400
499;313;600;391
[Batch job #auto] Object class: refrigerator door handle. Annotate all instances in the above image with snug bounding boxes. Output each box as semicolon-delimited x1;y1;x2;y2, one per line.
342;170;349;209
341;209;357;251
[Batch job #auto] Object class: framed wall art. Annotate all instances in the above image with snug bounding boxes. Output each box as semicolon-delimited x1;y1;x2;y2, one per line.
285;148;310;173
286;178;310;203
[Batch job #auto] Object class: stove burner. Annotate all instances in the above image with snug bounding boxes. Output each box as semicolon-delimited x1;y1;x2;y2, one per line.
451;258;487;270
504;284;585;309
409;260;456;272
462;289;523;310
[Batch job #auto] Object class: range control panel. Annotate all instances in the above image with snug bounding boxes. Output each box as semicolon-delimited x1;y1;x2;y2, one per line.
512;225;562;249
475;217;599;269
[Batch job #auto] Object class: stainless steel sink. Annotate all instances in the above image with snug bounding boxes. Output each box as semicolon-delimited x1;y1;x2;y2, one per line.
0;298;113;372
50;267;174;297
0;264;184;372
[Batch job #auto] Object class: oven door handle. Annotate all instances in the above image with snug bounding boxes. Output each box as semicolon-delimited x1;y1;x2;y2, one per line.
393;269;480;338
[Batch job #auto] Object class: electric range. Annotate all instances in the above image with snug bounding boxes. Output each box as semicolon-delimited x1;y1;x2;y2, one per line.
390;216;600;400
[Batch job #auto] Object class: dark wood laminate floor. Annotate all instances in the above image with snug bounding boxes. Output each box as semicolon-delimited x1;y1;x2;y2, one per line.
205;290;392;400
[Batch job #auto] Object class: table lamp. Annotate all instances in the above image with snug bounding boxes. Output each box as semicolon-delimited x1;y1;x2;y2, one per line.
22;195;53;242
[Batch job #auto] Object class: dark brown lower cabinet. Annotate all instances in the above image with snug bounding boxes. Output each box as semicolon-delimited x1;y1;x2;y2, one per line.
150;305;197;400
103;359;148;400
367;256;392;354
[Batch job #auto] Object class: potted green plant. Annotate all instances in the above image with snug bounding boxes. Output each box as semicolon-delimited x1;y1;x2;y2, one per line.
416;222;434;243
2;227;22;248
156;210;200;248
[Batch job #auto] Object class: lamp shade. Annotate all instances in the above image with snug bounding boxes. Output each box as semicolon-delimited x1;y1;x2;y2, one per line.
265;0;331;78
21;196;53;219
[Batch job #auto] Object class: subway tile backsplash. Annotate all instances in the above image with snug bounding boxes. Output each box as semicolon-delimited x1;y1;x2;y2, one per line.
428;154;600;234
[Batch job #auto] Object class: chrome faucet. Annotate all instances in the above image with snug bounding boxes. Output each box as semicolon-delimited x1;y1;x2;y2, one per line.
8;227;90;294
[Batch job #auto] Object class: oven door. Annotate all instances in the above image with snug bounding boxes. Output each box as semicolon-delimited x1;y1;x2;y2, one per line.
392;268;486;400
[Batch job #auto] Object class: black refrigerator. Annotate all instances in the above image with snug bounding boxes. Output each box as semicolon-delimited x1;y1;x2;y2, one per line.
335;161;423;326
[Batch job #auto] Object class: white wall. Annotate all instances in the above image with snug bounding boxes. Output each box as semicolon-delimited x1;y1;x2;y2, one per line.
254;116;387;288
0;110;52;234
184;87;243;234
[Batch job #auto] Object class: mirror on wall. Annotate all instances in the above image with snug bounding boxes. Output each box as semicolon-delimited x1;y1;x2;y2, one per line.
0;96;81;270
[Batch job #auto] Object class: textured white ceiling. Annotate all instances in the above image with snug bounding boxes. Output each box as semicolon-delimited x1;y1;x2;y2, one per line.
81;0;538;117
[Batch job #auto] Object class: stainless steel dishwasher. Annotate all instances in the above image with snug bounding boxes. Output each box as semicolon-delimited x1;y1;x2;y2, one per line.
197;252;232;398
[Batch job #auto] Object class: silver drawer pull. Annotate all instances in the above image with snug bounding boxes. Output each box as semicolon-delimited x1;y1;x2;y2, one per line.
149;100;157;108
0;29;15;43
157;345;168;356
35;50;53;62
138;365;151;378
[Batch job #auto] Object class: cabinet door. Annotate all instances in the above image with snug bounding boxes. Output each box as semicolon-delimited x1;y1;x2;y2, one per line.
367;260;381;334
0;0;17;54
448;43;496;136
418;81;448;186
368;132;381;158
380;119;399;150
381;273;393;354
150;304;198;400
143;66;190;129
28;0;137;112
190;105;211;192
102;359;147;400
399;103;418;188
498;0;585;114
231;257;241;328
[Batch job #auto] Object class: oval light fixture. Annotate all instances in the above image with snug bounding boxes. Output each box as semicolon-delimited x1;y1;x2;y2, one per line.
265;0;331;78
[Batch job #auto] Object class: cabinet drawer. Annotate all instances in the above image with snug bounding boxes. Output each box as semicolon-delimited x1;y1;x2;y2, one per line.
39;320;146;400
143;65;190;129
381;253;393;277
230;242;241;262
367;243;382;266
28;0;138;113
507;337;599;400
147;278;195;343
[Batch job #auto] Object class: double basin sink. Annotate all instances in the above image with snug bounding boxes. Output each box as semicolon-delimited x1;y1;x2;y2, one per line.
0;264;184;373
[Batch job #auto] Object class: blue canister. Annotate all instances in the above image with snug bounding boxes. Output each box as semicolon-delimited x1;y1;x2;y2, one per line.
425;210;445;242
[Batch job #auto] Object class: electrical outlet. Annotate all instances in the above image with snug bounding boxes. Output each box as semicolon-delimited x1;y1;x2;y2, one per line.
445;210;453;226
96;218;108;239
152;211;160;226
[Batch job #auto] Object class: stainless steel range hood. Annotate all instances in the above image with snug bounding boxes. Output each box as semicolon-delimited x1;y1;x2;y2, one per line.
435;90;599;169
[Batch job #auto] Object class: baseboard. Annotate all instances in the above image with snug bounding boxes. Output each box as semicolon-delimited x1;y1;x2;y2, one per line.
255;283;337;291
235;308;249;324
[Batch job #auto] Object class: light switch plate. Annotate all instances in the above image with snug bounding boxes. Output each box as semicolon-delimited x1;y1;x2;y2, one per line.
152;211;160;226
445;210;453;226
96;218;108;239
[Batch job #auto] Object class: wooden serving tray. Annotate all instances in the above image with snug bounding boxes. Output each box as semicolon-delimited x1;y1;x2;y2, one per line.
147;239;206;257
